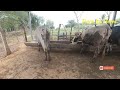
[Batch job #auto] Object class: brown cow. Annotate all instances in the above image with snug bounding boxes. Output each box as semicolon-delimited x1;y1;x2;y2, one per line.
80;24;112;62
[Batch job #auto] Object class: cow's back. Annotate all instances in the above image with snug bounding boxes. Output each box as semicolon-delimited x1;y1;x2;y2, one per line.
82;24;112;45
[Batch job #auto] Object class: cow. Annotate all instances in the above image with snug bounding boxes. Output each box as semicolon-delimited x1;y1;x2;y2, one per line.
71;32;82;44
79;24;112;62
108;26;120;45
35;26;51;61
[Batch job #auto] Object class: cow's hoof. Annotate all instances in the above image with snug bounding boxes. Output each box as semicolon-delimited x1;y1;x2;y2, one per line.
49;57;52;61
44;58;51;62
90;58;96;63
80;51;83;54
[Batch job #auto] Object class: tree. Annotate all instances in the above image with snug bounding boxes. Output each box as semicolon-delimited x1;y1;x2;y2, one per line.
0;11;14;55
31;13;44;30
74;11;84;23
105;11;112;21
111;11;117;27
13;11;29;42
46;20;55;29
74;11;84;32
0;11;18;32
0;26;11;55
99;14;106;24
0;11;29;56
115;18;120;25
65;20;76;28
105;11;113;25
65;20;77;40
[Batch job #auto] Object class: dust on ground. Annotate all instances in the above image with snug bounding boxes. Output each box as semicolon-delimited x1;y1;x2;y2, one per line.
0;42;120;79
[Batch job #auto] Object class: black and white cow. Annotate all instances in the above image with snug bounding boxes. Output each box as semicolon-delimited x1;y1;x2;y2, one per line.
71;24;112;62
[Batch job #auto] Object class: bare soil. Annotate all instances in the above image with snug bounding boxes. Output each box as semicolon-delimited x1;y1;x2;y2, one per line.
0;42;120;79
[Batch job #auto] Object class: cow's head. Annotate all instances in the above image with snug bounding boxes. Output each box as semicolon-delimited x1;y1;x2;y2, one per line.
71;32;82;44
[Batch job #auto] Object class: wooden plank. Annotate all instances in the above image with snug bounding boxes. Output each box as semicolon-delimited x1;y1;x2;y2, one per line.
24;41;120;52
24;42;38;47
24;41;81;50
48;40;70;44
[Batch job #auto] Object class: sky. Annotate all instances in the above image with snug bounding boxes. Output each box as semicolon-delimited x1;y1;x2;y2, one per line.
31;11;120;28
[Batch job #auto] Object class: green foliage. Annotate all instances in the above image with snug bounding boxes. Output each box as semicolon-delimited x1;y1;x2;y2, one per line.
31;13;44;30
99;14;106;23
46;20;55;29
0;11;28;31
65;20;77;28
0;11;45;32
115;18;120;25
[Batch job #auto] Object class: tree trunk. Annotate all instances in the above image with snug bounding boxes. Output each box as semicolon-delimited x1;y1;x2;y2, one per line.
22;26;27;42
70;26;72;41
111;11;117;28
0;28;11;55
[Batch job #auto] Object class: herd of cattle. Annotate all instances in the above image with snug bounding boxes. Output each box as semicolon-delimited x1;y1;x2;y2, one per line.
71;24;120;62
35;24;120;62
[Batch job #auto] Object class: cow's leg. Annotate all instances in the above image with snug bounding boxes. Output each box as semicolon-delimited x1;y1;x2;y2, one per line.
109;44;112;52
91;46;99;62
80;45;84;54
80;44;88;54
101;44;107;60
38;43;41;51
80;45;85;54
44;51;47;61
44;50;51;61
47;50;51;61
106;43;112;55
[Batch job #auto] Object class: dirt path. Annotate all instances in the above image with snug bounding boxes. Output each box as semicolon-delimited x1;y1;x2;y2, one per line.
0;43;120;79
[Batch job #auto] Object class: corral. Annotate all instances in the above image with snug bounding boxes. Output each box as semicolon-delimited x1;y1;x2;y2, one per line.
0;28;120;79
0;11;120;79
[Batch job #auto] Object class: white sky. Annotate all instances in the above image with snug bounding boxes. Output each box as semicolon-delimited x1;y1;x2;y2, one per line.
31;11;120;28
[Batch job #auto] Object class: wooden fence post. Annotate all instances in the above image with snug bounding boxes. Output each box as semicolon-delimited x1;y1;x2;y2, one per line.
58;24;61;40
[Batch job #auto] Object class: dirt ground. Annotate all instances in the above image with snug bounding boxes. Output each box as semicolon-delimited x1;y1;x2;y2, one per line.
0;42;120;79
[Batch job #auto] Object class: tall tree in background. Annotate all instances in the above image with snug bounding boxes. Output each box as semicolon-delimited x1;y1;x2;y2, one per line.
0;11;29;55
115;18;120;25
14;11;29;42
66;20;77;40
105;11;112;21
74;11;84;31
0;26;11;55
46;20;54;29
65;20;76;28
105;11;113;25
99;14;106;24
74;11;84;23
0;11;14;55
31;13;44;30
111;11;117;27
